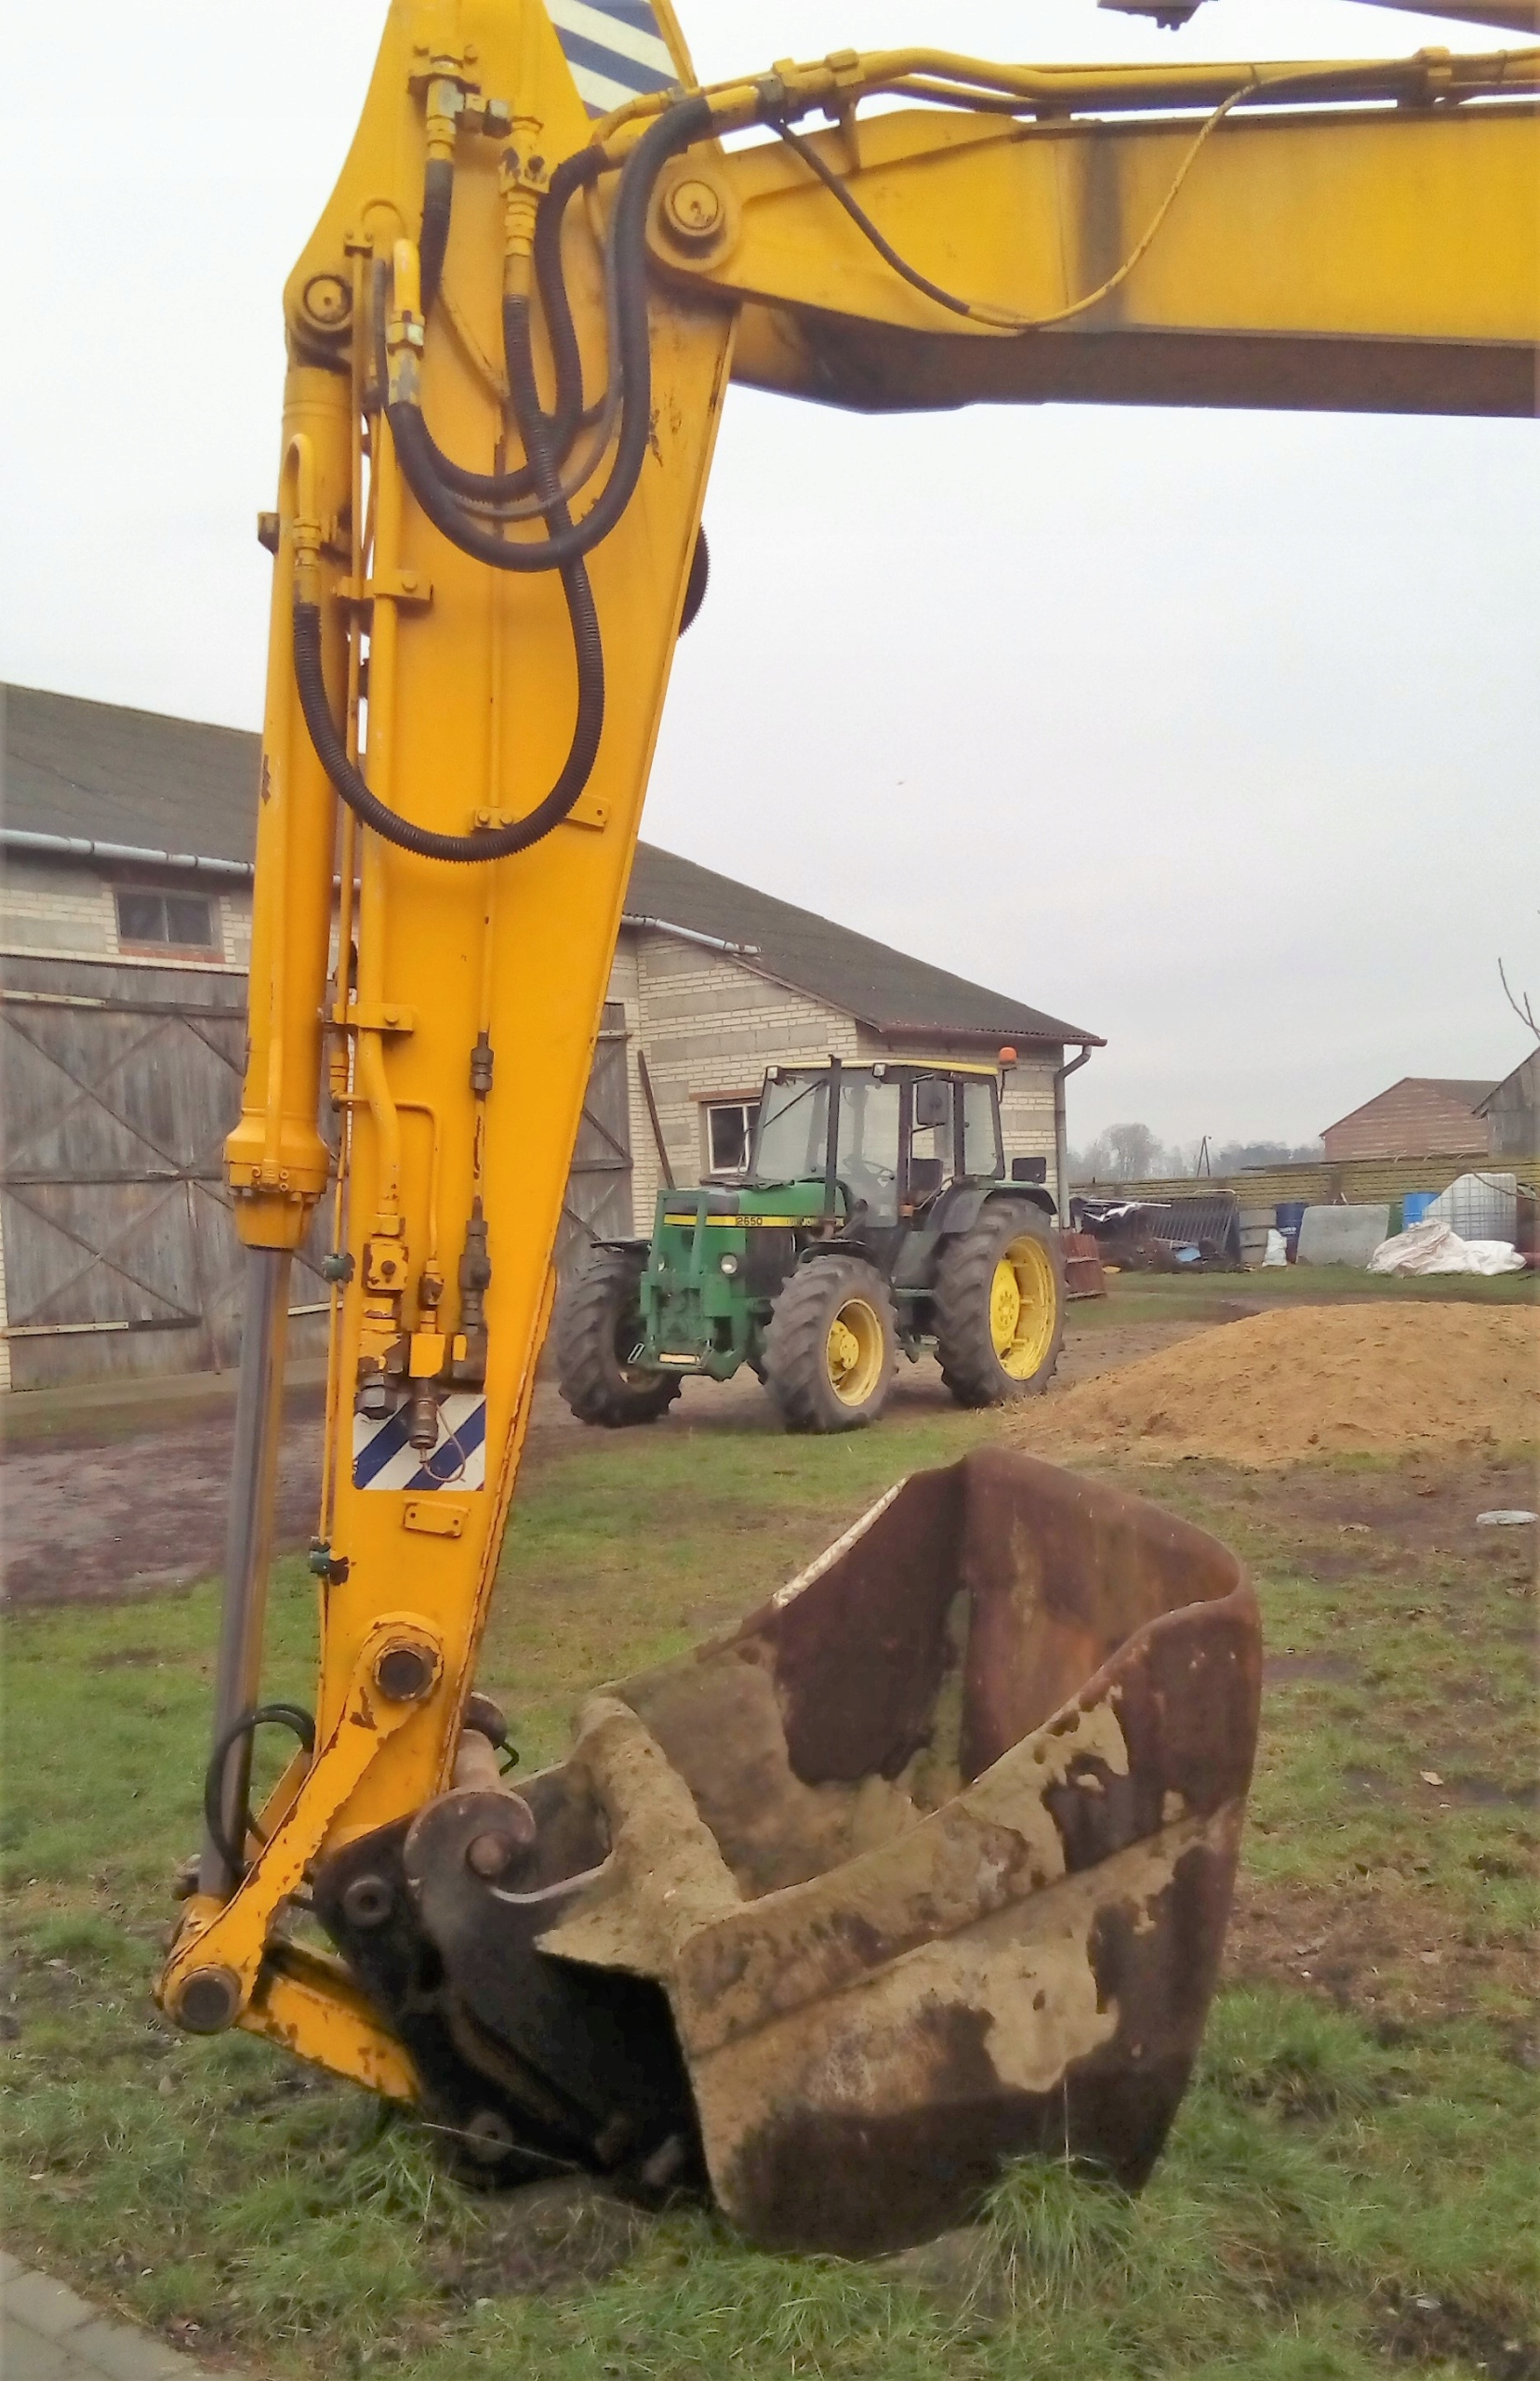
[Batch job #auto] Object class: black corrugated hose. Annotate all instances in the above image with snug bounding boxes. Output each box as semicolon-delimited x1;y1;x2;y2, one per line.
293;93;711;861
400;147;604;507
387;95;712;573
293;285;604;861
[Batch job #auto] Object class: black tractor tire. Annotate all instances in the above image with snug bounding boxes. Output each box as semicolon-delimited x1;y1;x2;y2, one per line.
932;1201;1065;1409
762;1258;897;1434
554;1247;682;1429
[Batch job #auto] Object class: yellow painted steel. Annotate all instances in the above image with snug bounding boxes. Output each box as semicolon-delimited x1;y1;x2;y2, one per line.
163;0;1539;2105
991;1236;1058;1381
688;81;1540;415
825;1295;887;1405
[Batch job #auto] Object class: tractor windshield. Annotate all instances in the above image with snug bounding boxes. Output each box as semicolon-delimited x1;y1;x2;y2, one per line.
750;1073;902;1223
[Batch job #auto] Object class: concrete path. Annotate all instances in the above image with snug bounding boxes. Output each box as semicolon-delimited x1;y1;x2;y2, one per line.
0;2255;226;2381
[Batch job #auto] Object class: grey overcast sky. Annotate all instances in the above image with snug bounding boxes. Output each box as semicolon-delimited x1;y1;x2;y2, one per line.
2;4;1535;1148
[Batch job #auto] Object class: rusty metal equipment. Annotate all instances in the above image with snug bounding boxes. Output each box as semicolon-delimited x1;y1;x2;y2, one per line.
314;1447;1259;2255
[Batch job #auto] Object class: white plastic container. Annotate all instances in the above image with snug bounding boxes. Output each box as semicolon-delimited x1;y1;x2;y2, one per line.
1427;1171;1518;1244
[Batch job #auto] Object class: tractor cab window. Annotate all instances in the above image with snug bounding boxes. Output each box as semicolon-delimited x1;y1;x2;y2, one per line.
835;1076;900;1223
750;1073;828;1184
961;1077;1003;1179
749;1071;901;1225
909;1075;955;1191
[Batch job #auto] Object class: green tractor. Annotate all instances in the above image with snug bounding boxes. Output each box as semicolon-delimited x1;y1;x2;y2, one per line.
555;1057;1065;1434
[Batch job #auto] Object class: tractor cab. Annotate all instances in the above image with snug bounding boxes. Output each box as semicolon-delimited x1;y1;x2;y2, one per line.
750;1059;1011;1237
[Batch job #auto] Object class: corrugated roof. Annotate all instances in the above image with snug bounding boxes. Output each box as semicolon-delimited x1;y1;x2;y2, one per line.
1;682;1099;1047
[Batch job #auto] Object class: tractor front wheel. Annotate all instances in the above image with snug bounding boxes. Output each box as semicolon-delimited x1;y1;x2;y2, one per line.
555;1247;682;1428
932;1202;1064;1408
762;1259;897;1434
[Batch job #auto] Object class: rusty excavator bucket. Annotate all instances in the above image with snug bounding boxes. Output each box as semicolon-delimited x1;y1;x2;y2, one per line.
315;1448;1260;2256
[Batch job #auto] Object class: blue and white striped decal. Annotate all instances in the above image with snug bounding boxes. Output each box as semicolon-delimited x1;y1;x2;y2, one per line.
548;0;677;118
352;1393;487;1493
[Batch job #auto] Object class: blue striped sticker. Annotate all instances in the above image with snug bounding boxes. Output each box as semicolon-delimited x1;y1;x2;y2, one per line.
352;1392;487;1492
548;0;676;117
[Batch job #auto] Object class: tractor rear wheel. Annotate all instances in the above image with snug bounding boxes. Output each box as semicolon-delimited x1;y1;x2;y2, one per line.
555;1247;682;1428
932;1202;1064;1408
762;1259;897;1433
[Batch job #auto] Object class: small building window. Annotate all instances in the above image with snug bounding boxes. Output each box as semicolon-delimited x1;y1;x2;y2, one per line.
707;1099;760;1175
115;886;218;954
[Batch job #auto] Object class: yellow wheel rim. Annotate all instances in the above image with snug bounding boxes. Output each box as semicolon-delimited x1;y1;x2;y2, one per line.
825;1296;885;1406
990;1236;1057;1380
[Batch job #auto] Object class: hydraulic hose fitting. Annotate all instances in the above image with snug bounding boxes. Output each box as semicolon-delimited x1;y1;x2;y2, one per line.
425;73;464;164
386;240;425;406
499;141;545;297
283;432;323;607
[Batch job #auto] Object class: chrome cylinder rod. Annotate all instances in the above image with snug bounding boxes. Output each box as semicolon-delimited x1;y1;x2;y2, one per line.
199;1246;293;1897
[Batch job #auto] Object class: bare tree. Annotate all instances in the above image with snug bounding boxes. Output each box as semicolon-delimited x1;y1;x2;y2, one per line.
1499;955;1539;1044
1104;1122;1163;1181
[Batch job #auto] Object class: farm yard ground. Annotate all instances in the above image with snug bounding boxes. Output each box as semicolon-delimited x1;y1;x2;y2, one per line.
2;1267;1533;1608
0;1270;1535;2381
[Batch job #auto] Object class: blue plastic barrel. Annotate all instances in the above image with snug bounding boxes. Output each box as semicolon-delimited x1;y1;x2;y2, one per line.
1275;1201;1307;1262
1402;1191;1438;1227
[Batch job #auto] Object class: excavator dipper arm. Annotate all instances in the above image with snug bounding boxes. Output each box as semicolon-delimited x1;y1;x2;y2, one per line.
155;0;1537;2249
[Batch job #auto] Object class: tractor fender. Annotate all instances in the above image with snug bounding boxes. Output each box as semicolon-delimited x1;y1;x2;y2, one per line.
795;1237;878;1271
932;1184;1056;1238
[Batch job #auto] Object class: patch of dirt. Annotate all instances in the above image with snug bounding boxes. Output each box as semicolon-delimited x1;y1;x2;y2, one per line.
1375;2285;1540;2378
442;2176;653;2299
1007;1305;1539;1468
1226;1869;1535;2029
0;1319;1211;1609
0;1406;325;1607
1263;1653;1361;1687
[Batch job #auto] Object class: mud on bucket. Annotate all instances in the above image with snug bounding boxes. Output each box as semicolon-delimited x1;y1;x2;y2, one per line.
317;1446;1260;2257
551;1445;1259;2254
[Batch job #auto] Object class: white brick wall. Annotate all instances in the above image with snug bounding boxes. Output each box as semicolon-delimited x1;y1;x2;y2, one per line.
0;862;115;957
0;858;248;973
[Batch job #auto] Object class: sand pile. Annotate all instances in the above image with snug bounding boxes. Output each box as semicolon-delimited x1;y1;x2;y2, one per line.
1013;1303;1538;1466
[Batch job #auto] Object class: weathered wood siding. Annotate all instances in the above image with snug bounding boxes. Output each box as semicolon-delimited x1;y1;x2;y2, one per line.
1482;1055;1539;1163
0;953;331;1391
555;1002;634;1266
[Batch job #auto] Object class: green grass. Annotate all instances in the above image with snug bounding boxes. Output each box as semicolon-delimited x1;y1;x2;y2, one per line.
3;1406;1536;2378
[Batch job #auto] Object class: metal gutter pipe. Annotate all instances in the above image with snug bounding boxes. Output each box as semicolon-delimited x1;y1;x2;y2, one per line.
621;912;760;958
1054;1043;1095;1224
0;827;254;884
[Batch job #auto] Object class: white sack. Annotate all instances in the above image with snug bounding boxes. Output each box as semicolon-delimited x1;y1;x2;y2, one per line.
1262;1229;1288;1268
1368;1218;1524;1277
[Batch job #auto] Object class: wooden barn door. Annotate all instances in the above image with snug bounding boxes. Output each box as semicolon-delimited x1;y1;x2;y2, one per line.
555;1003;633;1279
0;966;329;1390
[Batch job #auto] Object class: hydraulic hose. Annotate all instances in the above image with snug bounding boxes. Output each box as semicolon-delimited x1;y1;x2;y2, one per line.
418;155;454;316
293;570;601;863
680;527;709;633
395;149;604;509
293;302;605;863
387;94;713;575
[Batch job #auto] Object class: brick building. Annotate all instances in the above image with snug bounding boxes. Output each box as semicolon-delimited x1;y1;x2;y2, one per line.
0;685;1099;1388
1321;1076;1500;1164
